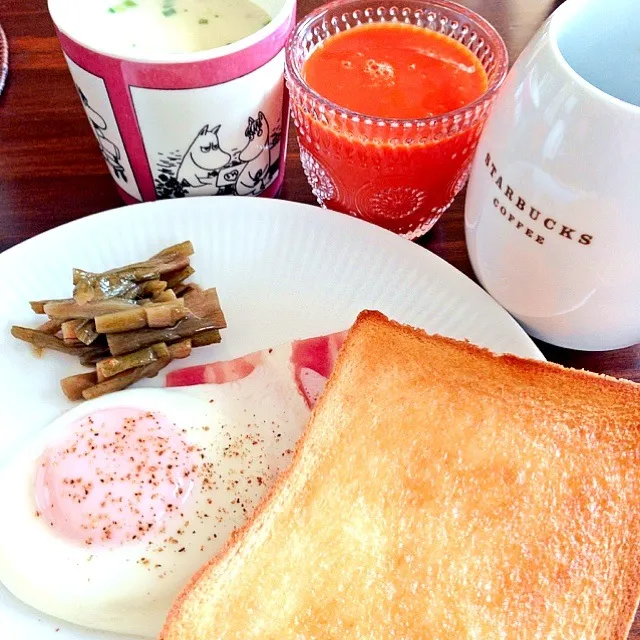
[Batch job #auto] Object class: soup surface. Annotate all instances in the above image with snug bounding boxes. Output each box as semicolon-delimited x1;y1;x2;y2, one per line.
68;0;272;55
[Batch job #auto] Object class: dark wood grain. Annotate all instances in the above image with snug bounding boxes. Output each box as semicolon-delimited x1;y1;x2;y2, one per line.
1;4;640;634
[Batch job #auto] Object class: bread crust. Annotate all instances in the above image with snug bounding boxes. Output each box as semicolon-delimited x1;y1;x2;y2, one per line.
160;310;640;640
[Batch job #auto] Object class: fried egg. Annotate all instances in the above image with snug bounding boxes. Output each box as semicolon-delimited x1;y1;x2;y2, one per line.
0;344;310;637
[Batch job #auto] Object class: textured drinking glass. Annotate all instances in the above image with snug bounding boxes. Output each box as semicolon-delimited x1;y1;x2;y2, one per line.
285;0;508;238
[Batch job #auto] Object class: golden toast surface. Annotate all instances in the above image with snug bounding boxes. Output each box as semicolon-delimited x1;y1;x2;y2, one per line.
162;311;640;639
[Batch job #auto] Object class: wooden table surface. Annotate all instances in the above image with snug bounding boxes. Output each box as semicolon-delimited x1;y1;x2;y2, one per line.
1;1;640;635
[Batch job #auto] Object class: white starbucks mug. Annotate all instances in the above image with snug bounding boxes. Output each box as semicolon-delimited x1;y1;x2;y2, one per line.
464;0;640;351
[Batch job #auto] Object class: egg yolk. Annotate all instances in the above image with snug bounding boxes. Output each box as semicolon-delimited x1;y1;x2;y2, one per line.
35;408;198;547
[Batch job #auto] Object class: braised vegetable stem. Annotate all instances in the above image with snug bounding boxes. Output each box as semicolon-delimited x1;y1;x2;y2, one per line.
94;300;189;333
97;342;170;379
72;241;194;305
82;364;156;400
76;319;100;345
164;265;195;289
168;339;192;360
44;298;137;320
191;329;223;348
107;316;222;356
80;345;111;367
11;326;97;356
61;319;85;343
153;289;177;303
151;241;194;260
82;337;196;400
37;318;64;334
183;288;226;327
30;300;49;314
60;372;98;401
13;241;225;401
94;307;147;334
146;300;189;328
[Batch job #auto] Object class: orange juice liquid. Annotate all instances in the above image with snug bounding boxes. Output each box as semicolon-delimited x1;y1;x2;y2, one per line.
298;23;489;235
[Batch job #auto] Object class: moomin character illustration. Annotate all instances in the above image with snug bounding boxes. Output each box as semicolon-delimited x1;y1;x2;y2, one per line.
154;111;281;198
176;125;231;188
77;86;128;183
235;111;271;196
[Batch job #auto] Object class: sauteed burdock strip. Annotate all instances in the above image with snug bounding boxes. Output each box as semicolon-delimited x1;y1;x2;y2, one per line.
11;241;226;401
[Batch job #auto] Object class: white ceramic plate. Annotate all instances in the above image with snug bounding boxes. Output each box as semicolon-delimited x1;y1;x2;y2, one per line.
0;196;542;640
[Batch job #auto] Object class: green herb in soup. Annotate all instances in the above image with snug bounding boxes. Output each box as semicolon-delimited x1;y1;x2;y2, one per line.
107;0;138;13
104;0;272;54
161;0;176;17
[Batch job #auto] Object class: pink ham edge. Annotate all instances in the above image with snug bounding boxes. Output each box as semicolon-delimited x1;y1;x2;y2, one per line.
165;350;265;387
291;331;347;408
165;330;348;409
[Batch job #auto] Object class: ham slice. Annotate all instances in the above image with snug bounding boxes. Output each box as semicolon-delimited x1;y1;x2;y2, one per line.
291;332;347;408
165;331;348;409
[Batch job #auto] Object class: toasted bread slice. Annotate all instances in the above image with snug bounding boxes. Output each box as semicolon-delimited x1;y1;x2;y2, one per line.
161;311;640;639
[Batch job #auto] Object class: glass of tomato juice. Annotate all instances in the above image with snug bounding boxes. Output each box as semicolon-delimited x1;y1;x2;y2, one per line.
285;0;508;238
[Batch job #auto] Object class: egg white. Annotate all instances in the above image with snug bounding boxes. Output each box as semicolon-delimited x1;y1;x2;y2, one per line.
0;347;309;638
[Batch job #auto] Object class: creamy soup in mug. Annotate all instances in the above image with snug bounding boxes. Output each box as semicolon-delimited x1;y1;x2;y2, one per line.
57;0;273;56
